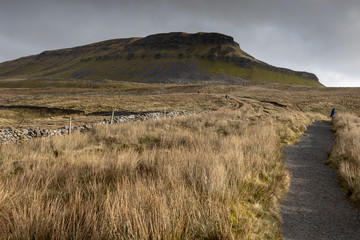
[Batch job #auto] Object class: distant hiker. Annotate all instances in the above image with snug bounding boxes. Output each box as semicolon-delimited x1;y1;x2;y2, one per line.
225;95;230;99
330;108;336;120
197;91;200;93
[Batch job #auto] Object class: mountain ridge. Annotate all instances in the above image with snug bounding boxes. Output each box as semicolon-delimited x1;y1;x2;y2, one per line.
0;32;321;86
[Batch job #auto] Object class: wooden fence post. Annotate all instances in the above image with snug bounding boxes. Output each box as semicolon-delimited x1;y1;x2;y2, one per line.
110;111;115;124
69;117;72;135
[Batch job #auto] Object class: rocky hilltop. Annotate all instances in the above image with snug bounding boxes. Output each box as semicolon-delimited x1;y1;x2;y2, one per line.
125;32;238;49
0;32;321;86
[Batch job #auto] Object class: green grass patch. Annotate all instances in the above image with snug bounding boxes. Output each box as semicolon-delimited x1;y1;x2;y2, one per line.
199;58;321;86
250;66;322;87
199;59;252;79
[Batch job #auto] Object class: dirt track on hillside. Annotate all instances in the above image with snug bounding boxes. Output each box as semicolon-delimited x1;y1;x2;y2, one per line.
281;121;360;240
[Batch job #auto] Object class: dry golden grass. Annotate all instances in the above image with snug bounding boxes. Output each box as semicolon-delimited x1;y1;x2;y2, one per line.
2;83;359;129
328;113;360;206
0;106;321;239
1;83;359;239
3;93;226;113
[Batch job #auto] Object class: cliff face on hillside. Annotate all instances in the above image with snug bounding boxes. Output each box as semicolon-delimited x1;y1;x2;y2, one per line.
125;32;238;49
0;32;321;86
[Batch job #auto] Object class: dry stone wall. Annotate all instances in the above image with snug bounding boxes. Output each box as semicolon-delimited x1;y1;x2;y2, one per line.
0;111;193;144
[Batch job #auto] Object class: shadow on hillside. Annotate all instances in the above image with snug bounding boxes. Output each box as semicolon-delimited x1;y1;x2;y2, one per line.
87;110;164;117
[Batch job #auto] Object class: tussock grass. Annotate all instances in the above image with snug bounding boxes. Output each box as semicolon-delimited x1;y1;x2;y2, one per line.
328;113;360;206
0;109;317;239
0;83;341;238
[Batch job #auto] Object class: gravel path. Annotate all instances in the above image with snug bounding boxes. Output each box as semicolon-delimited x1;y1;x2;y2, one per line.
281;121;360;240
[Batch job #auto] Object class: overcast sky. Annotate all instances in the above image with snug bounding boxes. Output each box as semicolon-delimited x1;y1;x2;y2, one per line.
1;0;360;87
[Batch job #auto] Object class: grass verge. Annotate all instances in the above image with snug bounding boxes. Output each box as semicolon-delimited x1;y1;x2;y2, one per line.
328;113;360;207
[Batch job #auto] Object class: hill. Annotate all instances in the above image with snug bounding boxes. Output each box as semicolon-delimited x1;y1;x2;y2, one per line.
0;32;321;86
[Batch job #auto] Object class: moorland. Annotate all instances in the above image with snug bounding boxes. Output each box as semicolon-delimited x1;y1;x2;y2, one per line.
0;81;359;239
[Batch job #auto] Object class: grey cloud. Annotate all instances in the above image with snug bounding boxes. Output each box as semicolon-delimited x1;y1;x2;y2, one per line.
1;0;360;86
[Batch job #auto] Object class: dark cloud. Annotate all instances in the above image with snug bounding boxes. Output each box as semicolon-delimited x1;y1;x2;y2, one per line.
1;0;360;86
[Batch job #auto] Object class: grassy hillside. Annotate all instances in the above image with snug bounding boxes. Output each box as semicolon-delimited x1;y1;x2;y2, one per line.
0;32;322;86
